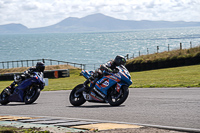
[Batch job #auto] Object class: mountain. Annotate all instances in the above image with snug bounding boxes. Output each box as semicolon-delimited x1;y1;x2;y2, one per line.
1;13;200;34
0;23;29;34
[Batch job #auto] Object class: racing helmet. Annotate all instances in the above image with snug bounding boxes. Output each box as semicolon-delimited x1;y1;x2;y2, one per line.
36;62;45;72
114;55;126;66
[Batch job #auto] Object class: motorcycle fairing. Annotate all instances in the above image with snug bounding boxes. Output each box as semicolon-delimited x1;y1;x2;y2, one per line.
8;76;40;102
117;66;132;86
83;91;104;102
94;75;121;95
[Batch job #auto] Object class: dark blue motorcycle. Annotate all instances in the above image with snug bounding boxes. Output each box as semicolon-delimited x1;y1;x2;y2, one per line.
0;72;45;105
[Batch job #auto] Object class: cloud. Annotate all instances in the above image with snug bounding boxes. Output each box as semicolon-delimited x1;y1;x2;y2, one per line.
0;0;199;28
21;2;38;10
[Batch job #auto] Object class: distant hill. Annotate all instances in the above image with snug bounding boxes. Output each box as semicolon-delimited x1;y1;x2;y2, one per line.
1;13;200;34
0;23;29;34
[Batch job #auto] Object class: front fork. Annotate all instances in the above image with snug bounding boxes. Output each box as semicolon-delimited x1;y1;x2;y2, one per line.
74;86;86;98
74;77;97;98
115;83;121;93
112;83;123;99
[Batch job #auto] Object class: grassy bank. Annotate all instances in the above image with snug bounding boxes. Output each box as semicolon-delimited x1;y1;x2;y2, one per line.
127;46;200;64
0;64;199;92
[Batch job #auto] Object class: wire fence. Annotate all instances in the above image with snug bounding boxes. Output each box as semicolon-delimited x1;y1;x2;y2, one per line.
125;41;198;60
0;59;86;70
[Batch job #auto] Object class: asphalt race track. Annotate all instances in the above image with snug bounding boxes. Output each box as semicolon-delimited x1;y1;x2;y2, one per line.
0;88;200;130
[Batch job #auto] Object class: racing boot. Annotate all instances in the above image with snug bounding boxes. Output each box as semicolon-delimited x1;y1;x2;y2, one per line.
4;87;12;95
3;82;15;95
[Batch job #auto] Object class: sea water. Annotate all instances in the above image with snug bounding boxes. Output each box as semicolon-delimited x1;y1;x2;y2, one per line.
0;27;200;69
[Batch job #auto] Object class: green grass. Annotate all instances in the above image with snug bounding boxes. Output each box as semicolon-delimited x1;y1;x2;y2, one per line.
44;69;85;91
0;65;200;92
130;64;200;88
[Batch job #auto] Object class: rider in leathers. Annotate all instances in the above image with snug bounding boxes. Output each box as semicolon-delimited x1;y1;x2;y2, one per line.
83;55;126;92
4;62;45;95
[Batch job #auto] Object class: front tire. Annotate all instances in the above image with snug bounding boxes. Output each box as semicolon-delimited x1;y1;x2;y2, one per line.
108;86;129;106
24;86;40;104
0;90;10;105
69;84;86;106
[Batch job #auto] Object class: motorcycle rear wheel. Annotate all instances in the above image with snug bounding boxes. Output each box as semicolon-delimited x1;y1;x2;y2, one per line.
0;90;10;105
108;86;129;106
69;84;86;106
24;86;40;104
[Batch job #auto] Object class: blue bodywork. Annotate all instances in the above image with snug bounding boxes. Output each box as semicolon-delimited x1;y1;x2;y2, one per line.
8;72;45;102
81;66;132;102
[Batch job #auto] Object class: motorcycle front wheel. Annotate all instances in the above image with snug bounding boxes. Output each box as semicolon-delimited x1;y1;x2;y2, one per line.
108;86;129;106
24;86;40;104
69;84;86;106
0;89;10;105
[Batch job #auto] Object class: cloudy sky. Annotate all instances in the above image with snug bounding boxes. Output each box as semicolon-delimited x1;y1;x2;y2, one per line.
0;0;199;28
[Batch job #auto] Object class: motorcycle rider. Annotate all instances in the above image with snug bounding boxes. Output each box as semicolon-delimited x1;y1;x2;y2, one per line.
83;55;126;92
4;62;45;95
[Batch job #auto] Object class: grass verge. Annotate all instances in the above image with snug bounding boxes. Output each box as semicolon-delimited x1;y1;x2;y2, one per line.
0;65;200;92
0;126;49;133
130;64;200;88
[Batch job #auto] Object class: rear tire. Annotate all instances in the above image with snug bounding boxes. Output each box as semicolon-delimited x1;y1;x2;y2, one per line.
69;84;86;106
0;90;10;105
108;86;129;106
24;86;40;104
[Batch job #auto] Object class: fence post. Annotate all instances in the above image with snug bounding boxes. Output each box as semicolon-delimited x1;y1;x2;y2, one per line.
190;41;192;48
27;60;28;67
168;44;170;52
147;48;149;54
180;43;182;50
126;54;129;59
157;46;159;53
139;51;140;56
7;62;9;69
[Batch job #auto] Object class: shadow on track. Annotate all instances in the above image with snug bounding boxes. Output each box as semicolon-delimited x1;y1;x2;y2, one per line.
0;103;37;106
67;104;125;108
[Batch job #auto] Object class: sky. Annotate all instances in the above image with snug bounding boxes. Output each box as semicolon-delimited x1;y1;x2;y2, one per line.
0;0;200;28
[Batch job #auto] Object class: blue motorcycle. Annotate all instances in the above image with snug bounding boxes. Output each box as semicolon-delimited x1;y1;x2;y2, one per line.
69;65;132;106
0;72;45;105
